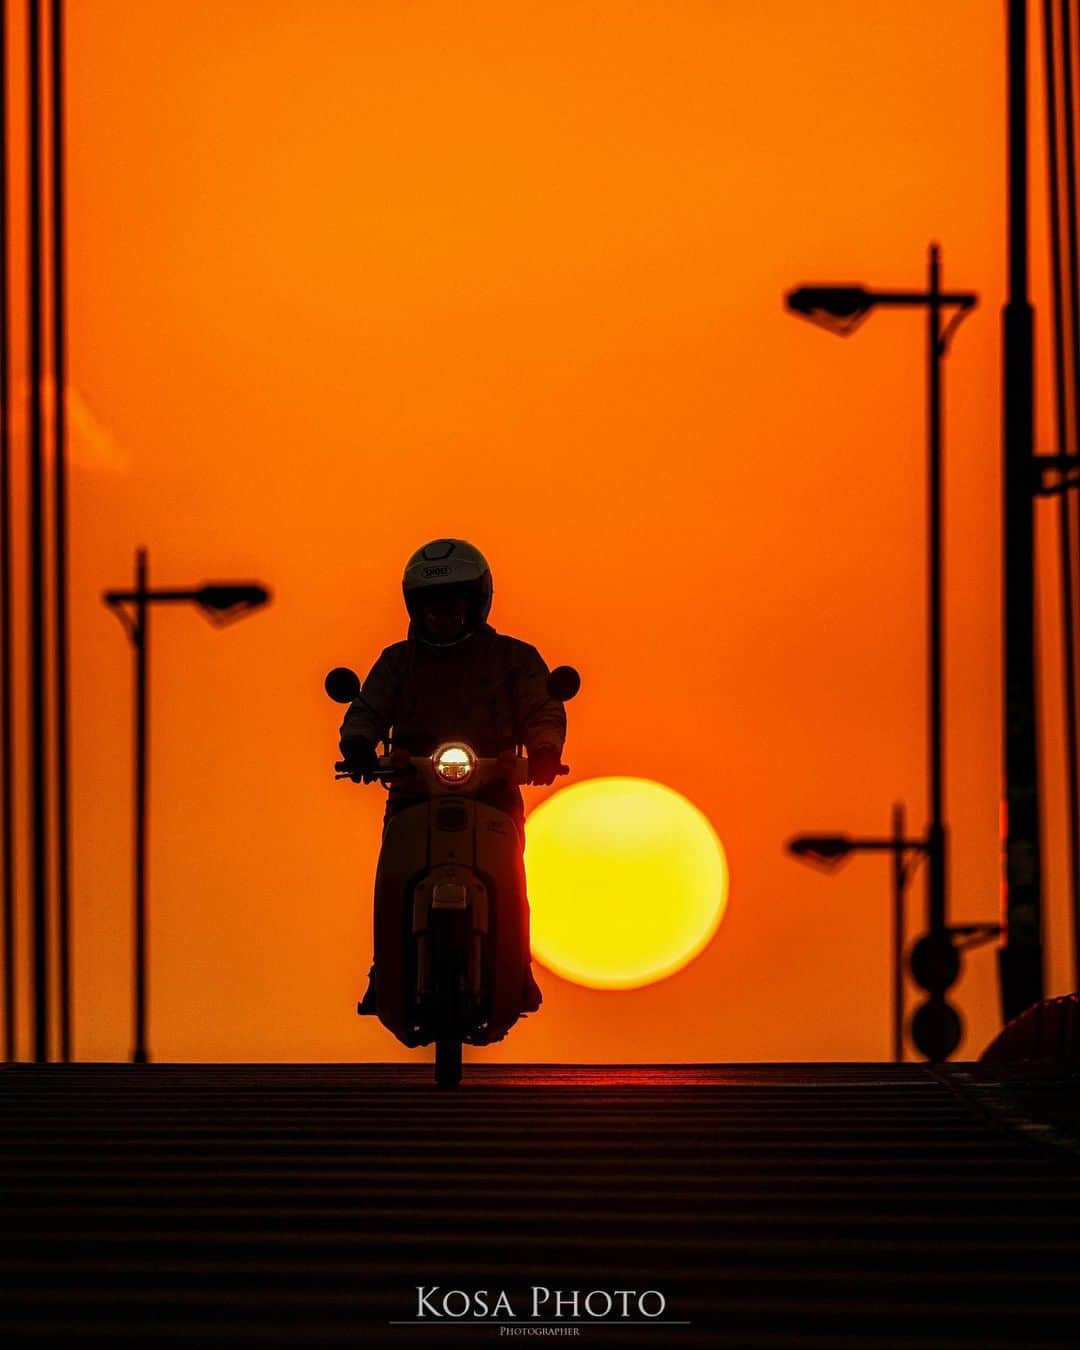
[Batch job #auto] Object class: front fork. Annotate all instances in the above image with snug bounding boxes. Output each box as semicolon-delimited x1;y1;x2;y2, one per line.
413;865;489;997
415;904;486;1028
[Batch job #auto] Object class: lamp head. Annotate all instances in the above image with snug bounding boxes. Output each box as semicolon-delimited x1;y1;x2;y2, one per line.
785;285;874;336
788;834;854;867
195;583;271;626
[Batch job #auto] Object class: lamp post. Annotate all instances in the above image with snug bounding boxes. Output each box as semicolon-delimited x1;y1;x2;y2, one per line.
104;547;271;1064
785;243;978;1060
789;805;1001;1060
1;0;13;1062
789;804;926;1061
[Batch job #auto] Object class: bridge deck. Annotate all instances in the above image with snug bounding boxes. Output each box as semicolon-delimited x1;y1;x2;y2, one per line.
2;1062;1078;1347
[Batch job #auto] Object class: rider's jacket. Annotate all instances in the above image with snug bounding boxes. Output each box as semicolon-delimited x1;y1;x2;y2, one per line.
339;620;567;820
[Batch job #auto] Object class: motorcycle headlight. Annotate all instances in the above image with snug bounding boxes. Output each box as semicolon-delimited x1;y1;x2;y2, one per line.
433;742;476;784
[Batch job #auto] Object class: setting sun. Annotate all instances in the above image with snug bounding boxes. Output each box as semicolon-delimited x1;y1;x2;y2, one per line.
524;778;729;991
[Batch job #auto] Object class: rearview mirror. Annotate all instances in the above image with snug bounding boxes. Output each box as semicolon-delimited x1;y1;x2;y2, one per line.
324;667;361;703
547;665;581;702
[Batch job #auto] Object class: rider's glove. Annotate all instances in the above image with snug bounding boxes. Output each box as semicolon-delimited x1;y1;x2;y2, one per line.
527;745;562;786
341;736;378;776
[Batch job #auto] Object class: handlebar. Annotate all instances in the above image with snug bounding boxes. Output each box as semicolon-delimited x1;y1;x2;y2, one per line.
333;752;569;786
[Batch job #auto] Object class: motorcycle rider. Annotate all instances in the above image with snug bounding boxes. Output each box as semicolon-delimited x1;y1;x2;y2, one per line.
339;538;567;1016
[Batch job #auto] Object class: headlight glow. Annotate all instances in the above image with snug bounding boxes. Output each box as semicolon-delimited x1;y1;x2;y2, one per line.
433;742;476;784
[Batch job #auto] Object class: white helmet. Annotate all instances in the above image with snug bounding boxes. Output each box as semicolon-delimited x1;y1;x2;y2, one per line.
402;539;493;639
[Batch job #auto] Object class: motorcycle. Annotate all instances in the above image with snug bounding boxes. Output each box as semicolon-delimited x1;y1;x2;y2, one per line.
325;663;581;1087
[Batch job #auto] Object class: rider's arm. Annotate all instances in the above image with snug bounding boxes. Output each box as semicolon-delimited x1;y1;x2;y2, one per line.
339;645;403;754
510;641;567;758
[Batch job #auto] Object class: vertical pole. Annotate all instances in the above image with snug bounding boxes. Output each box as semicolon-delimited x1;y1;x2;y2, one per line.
27;0;49;1064
50;0;70;1061
1000;0;1045;1022
1;0;16;1061
1062;0;1080;443
1044;0;1080;991
891;803;905;1064
927;242;948;944
1058;0;1080;988
132;549;149;1064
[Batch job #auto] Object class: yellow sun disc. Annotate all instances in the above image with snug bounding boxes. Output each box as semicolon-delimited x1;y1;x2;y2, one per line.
524;777;729;991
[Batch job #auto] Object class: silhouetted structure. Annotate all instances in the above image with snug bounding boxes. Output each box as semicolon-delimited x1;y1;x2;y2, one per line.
1040;0;1080;992
785;247;978;1060
982;990;1080;1063
1000;0;1044;1024
2;0;70;1065
51;0;72;1063
0;0;13;1062
27;0;48;1066
103;551;270;1063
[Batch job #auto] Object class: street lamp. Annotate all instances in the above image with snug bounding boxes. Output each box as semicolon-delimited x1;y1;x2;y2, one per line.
789;806;1001;1061
784;243;978;1060
789;805;927;1062
104;547;271;1063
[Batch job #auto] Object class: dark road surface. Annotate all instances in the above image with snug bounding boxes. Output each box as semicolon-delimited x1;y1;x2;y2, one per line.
2;1062;1079;1348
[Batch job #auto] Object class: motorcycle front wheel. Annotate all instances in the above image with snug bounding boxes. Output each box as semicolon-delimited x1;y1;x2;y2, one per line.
435;1038;462;1088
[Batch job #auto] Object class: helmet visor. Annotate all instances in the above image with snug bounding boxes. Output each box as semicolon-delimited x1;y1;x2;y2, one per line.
412;583;472;642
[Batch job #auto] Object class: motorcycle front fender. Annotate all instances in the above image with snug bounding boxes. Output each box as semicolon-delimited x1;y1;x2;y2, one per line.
369;798;531;1047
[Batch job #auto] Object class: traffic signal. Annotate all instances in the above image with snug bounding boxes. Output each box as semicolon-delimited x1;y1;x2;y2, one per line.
909;933;963;1061
909;933;961;993
909;997;963;1061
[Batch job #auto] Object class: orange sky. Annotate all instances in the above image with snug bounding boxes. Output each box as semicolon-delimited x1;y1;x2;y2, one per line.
4;0;1076;1062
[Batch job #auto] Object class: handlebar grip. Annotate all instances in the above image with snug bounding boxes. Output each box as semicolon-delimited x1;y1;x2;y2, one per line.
335;759;383;782
335;757;407;782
